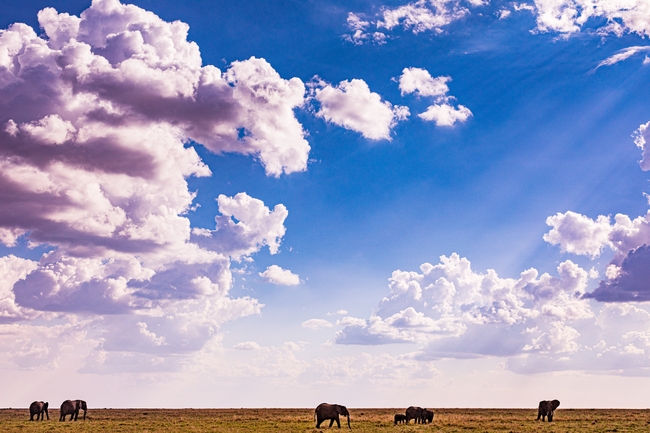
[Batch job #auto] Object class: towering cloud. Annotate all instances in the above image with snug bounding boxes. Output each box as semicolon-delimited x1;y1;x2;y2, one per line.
0;0;306;371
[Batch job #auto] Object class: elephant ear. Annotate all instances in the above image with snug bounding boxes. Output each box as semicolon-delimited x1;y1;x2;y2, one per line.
552;400;560;410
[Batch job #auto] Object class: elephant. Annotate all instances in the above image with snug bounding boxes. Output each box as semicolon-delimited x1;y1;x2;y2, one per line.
537;399;560;422
394;413;407;424
29;401;49;421
315;403;350;429
422;409;434;424
405;406;424;424
59;399;87;421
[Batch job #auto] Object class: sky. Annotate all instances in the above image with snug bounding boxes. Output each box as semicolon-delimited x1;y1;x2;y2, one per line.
1;0;650;409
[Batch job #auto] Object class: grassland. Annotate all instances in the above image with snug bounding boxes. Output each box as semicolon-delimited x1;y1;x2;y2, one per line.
1;408;649;432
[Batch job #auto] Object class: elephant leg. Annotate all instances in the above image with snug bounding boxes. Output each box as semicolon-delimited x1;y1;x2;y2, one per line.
336;417;341;428
329;418;334;427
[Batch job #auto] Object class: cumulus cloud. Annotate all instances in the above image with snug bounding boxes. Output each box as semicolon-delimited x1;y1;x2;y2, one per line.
344;0;475;43
532;0;650;36
336;254;593;353
585;246;650;302
399;67;472;126
259;265;301;286
0;0;303;372
192;193;288;259
0;256;39;323
311;78;409;140
541;127;650;304
345;0;650;42
544;211;613;257
545;210;650;261
335;253;650;374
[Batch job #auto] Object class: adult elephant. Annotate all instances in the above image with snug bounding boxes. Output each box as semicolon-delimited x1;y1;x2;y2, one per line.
315;403;350;429
537;399;560;422
422;409;434;424
405;406;424;424
29;401;49;421
59;399;87;421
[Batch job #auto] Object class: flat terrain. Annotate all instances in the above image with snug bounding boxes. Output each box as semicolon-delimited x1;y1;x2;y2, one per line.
1;408;649;432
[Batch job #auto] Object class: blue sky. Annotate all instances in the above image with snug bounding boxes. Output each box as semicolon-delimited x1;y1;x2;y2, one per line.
1;0;650;409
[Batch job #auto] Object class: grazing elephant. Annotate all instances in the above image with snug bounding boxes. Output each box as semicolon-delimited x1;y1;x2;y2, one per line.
59;399;87;421
405;406;424;424
29;401;49;421
422;409;434;424
394;413;407;424
315;403;350;429
537;399;560;422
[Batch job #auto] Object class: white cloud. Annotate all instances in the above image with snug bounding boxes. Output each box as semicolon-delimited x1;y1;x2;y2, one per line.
259;265;301;286
532;0;650;36
399;67;472;126
327;309;348;316
399;68;451;98
634;120;650;170
334;252;650;374
192;193;288;259
597;46;650;68
345;0;650;42
302;319;334;329
418;103;473;126
0;256;39;323
312;78;409;140
344;0;478;43
498;9;512;19
234;341;262;350
543;209;650;262
541;127;650;304
336;254;593;351
0;0;305;373
544;211;613;257
378;0;469;34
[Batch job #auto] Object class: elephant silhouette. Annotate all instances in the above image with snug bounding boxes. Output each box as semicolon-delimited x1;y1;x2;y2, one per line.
537;399;560;422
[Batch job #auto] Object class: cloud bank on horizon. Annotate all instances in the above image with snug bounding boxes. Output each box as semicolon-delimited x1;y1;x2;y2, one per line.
1;0;650;406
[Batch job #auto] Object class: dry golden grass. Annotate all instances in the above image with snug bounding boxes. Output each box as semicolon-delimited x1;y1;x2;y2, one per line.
1;407;649;432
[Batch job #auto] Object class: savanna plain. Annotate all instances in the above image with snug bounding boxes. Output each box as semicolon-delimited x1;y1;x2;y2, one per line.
2;408;650;433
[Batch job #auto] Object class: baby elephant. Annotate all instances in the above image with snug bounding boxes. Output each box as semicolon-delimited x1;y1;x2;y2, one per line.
394;413;407;424
537;399;560;422
29;401;49;421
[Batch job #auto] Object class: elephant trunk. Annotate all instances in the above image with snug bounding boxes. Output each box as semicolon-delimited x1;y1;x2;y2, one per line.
347;414;351;429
